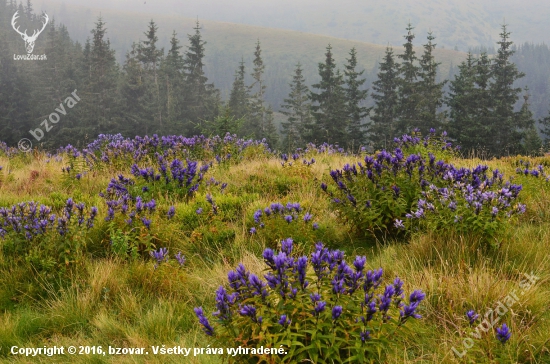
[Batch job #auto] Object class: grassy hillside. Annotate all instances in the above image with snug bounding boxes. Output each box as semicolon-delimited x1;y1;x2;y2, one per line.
0;133;549;363
36;0;467;109
36;0;550;51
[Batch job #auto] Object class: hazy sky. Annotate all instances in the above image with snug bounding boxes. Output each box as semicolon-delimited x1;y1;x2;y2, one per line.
38;0;550;50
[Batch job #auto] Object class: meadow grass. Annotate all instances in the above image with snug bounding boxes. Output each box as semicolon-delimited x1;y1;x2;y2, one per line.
0;147;549;363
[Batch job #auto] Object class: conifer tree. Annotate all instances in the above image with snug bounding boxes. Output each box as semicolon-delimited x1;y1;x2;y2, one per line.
161;31;185;132
82;17;119;131
370;46;400;149
396;23;421;133
247;40;267;138
120;43;149;135
138;20;164;128
280;63;314;150
416;32;446;132
344;47;369;150
473;52;493;150
183;21;219;133
310;44;348;146
447;52;483;153
488;24;527;155
519;90;542;155
229;59;250;121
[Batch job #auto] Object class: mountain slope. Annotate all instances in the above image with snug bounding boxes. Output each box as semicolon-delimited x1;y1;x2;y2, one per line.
34;0;467;109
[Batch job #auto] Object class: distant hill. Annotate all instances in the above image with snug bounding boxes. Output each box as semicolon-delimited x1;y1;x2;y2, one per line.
35;0;550;51
35;0;467;110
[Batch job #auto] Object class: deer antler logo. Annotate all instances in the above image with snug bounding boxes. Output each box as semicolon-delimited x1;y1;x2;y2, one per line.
11;11;49;54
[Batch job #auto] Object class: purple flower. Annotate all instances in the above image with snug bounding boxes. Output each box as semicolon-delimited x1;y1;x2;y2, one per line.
281;238;293;255
332;305;343;320
174;252;185;267
206;194;213;204
150;247;168;268
496;323;511;344
393;277;404;298
253;209;262;223
239;305;259;322
141;217;151;229
400;302;421;321
360;330;371;343
284;215;293;223
310;293;321;303
365;300;377;321
263;248;275;269
196;208;203;214
278;314;291;327
466;310;479;325
167;206;176;219
394;219;405;229
194;307;214;336
312;222;319;230
353;256;366;272
314;301;326;315
409;290;426;303
248;274;268;298
249;227;257;234
303;212;313;222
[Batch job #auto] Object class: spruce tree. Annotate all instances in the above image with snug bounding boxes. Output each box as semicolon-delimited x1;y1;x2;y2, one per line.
344;47;369;150
310;44;348;146
370;46;400;150
516;89;540;154
416;32;446;132
82;17;119;131
280;63;314;150
120;43;149;135
447;52;482;153
488;24;526;155
183;21;219;133
247;40;267;139
161;31;185;133
396;23;421;134
229;59;250;122
138;20;164;129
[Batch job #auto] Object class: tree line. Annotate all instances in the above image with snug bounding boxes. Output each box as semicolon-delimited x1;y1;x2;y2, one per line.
1;0;549;156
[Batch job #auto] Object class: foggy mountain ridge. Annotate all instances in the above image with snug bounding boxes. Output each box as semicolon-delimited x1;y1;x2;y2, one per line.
36;0;550;51
30;0;467;110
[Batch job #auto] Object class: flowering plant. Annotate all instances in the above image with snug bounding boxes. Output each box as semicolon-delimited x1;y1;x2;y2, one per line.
322;132;524;244
195;238;425;363
0;199;98;268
